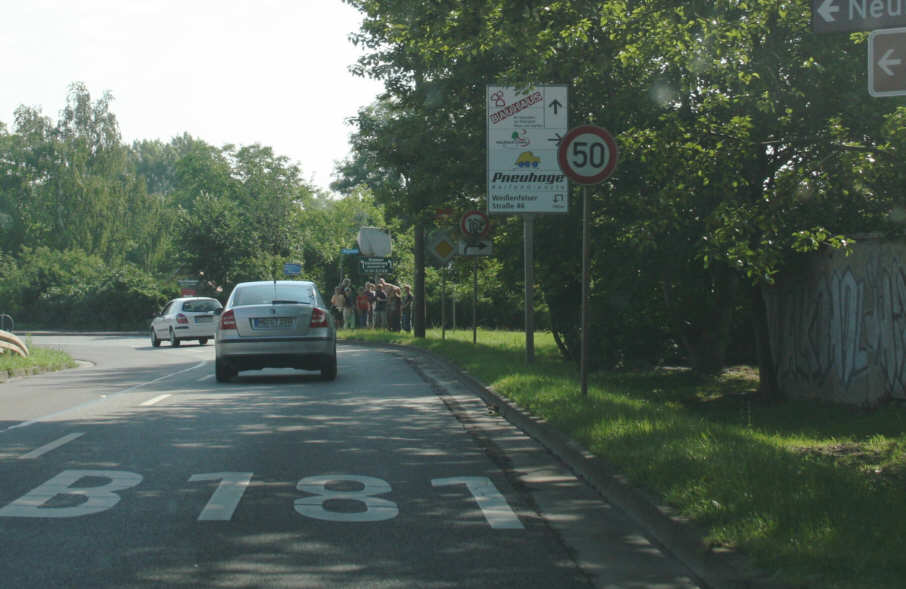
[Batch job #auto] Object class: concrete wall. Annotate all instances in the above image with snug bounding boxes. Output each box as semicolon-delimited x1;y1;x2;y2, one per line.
764;237;906;406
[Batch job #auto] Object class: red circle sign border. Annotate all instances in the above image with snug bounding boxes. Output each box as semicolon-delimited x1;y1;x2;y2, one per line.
460;209;490;238
557;125;619;185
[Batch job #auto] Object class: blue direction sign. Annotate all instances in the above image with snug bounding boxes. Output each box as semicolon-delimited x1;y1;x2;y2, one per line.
813;0;906;33
283;263;302;276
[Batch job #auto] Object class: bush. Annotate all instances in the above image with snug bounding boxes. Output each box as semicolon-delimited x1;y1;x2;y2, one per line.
1;247;170;329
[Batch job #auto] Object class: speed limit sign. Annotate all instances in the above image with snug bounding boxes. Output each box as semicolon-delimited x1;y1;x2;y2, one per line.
557;125;618;185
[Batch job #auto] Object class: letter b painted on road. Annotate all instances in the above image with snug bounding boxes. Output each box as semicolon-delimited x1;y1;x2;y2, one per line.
0;470;143;518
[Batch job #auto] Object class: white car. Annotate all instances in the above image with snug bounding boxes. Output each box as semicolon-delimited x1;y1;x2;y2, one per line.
151;297;223;347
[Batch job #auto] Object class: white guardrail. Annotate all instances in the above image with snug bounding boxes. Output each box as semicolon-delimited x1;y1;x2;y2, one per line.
0;330;28;358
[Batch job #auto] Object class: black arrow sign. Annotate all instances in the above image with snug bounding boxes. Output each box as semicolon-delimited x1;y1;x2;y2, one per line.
548;99;562;115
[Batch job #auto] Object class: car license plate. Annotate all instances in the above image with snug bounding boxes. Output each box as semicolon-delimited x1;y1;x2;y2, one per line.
195;316;213;323
252;317;294;329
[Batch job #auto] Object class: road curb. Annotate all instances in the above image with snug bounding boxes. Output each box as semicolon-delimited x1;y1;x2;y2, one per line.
344;339;792;589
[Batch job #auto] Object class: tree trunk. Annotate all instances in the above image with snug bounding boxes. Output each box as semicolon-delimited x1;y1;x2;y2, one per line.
752;283;783;402
663;267;739;374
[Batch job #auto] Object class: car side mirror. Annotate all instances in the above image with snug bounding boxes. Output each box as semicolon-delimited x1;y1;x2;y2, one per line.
214;309;223;316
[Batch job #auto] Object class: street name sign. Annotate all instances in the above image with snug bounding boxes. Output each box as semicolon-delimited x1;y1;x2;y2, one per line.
359;257;392;273
487;85;568;214
813;0;906;33
869;27;906;95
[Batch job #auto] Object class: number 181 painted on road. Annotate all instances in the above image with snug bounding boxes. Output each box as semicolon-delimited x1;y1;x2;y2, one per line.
0;470;524;530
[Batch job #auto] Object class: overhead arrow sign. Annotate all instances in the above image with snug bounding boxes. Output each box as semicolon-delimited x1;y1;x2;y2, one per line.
869;27;906;96
817;0;840;23
814;0;906;33
878;48;903;75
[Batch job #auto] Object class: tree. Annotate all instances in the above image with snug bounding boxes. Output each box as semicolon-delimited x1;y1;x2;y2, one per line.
342;1;903;399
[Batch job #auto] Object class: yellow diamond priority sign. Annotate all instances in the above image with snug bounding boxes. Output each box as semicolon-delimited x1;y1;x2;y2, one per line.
427;228;457;264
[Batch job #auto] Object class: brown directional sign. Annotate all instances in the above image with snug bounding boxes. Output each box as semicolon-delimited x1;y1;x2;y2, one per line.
814;0;906;33
869;27;906;96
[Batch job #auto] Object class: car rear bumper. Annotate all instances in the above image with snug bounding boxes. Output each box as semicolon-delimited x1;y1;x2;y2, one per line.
215;336;335;371
174;324;216;338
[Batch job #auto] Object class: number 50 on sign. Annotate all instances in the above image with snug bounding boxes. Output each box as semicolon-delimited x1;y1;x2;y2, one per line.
557;125;618;185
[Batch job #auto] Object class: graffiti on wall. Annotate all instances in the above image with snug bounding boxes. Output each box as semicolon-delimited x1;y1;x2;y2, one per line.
768;252;906;404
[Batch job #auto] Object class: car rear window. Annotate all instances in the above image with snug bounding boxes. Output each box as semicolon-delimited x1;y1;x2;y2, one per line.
233;284;315;306
182;299;222;313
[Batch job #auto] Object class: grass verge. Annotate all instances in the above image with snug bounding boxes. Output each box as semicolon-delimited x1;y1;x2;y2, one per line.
341;327;906;589
0;340;77;379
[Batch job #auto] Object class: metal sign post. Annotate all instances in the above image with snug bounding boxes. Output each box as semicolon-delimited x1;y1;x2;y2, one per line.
441;264;447;340
473;258;478;345
524;214;535;363
557;125;619;397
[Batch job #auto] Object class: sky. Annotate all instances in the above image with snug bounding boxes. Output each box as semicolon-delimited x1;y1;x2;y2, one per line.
0;0;385;191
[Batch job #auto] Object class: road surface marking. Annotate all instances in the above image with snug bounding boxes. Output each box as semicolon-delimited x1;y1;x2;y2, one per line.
19;433;84;460
189;472;254;521
1;361;207;432
432;476;525;529
140;394;171;406
0;470;143;518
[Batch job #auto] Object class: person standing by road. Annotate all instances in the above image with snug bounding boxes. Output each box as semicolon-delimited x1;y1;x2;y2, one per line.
376;277;399;330
356;286;370;329
374;283;388;329
340;278;355;330
330;287;345;326
401;284;413;332
365;282;377;328
389;287;402;332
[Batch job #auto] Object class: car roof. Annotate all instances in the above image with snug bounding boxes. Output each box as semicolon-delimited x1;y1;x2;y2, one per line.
234;280;315;287
171;296;220;301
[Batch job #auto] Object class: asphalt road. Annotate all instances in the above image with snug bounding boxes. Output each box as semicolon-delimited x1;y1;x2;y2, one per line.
0;335;701;588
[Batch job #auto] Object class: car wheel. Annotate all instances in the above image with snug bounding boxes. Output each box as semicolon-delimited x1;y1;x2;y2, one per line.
215;359;235;382
151;328;161;347
169;328;181;347
199;338;208;345
320;355;337;381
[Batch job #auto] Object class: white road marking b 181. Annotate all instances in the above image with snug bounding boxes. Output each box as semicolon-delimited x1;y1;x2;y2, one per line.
140;394;171;407
19;433;84;460
0;470;143;518
188;472;253;521
432;476;525;529
0;471;524;529
294;474;399;522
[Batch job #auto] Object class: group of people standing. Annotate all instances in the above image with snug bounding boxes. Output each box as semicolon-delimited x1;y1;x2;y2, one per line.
330;277;413;332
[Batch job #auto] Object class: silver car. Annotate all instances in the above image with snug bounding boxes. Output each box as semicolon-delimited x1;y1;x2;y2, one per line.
214;280;337;382
151;297;223;347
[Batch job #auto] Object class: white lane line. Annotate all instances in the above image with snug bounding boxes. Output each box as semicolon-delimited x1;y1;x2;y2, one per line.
140;394;172;407
2;361;207;433
19;432;84;460
196;374;214;382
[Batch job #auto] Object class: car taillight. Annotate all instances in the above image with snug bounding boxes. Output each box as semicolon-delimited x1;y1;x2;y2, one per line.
309;307;328;328
176;313;189;325
220;309;237;330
